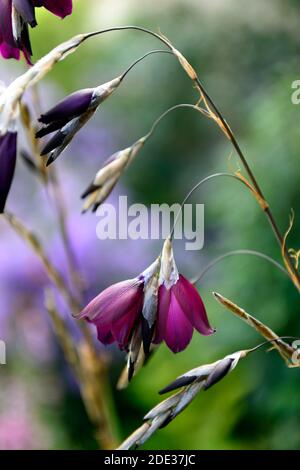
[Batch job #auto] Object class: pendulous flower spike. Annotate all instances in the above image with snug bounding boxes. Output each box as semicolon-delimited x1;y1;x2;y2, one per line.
37;77;122;164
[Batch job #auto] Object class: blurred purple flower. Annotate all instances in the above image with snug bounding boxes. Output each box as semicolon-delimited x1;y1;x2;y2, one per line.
0;379;52;449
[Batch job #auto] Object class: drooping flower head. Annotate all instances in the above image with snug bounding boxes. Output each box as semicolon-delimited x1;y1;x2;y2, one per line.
36;78;122;165
79;238;215;382
0;0;73;63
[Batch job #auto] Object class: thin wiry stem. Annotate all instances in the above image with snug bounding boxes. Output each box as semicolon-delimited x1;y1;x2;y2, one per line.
191;249;288;284
192;76;300;290
120;50;173;81
83;26;172;49
80;25;300;290
144;103;208;141
169;172;243;240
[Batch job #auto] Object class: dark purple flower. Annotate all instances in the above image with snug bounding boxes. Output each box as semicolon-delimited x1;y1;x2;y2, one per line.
0;0;73;63
36;78;122;165
0;132;17;213
79;239;215;380
0;1;29;62
32;0;72;19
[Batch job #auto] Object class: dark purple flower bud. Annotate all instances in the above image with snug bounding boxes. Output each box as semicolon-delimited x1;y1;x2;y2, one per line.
38;89;94;126
0;132;17;213
159;351;244;397
154;239;215;353
37;78;121;165
159;375;198;395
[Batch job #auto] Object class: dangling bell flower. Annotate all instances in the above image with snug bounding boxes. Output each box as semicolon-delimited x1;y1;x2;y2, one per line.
36;77;122;165
81;137;146;212
79;238;215;382
154;238;215;353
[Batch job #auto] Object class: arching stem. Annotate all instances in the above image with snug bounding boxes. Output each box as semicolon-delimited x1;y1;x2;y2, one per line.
191;249;288;285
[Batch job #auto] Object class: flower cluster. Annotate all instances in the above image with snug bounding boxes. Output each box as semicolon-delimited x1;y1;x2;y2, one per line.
36;78;122;166
0;0;72;63
79;238;215;381
0;33;89;213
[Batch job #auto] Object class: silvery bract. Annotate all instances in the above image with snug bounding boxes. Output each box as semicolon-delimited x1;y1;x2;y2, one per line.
81;137;146;213
118;350;246;449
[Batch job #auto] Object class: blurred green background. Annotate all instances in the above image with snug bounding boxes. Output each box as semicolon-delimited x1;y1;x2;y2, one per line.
0;0;300;450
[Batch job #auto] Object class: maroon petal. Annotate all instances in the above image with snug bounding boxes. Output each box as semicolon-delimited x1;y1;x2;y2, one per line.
173;275;215;336
0;0;15;47
95;323;114;346
164;289;194;353
0;40;20;60
153;284;171;345
38;0;73;18
111;304;141;350
38;89;93;124
0;132;17;213
79;278;144;324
